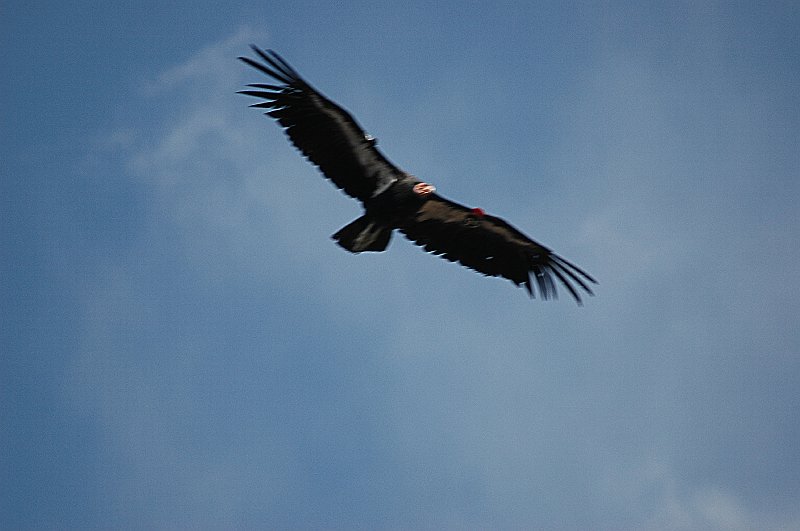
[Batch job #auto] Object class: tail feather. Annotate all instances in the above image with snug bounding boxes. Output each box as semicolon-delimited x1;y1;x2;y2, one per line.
332;216;392;253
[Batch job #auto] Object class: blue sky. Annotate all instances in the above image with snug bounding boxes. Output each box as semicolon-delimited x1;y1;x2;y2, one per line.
2;1;799;529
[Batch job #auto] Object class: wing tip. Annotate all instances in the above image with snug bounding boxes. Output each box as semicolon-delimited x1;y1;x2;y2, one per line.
527;250;597;305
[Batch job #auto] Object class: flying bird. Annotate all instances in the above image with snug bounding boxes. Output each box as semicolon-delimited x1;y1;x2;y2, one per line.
239;46;596;303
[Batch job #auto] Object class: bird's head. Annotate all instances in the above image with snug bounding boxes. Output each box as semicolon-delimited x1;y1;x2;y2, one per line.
412;182;436;197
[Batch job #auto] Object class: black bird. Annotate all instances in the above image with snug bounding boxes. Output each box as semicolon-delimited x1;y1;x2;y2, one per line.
239;46;596;303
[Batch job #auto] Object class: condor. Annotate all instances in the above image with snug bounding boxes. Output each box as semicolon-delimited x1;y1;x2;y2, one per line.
239;46;596;303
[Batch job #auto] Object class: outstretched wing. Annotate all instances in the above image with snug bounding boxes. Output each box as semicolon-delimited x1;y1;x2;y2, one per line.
238;46;402;202
399;195;597;304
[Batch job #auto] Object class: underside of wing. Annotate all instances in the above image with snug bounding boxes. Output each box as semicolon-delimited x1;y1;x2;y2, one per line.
238;46;401;202
399;195;597;304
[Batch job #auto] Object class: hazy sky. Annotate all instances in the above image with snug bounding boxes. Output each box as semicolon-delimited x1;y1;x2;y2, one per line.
3;1;799;529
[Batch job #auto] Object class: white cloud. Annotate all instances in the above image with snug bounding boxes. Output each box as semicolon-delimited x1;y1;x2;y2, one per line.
145;26;267;95
65;17;800;528
602;459;800;531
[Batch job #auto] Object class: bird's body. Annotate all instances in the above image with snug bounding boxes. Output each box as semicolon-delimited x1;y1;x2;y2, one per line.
333;175;432;253
239;46;596;303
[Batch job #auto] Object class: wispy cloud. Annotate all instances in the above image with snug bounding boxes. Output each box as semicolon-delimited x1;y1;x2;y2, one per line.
61;15;800;528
